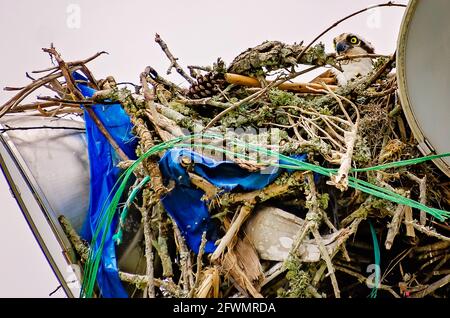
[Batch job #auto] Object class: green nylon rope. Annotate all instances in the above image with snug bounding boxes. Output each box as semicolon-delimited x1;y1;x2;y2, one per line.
81;133;450;297
112;175;151;245
176;141;450;220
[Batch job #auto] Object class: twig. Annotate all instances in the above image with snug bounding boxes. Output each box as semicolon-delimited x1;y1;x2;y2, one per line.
85;108;130;161
414;241;450;254
140;204;155;298
365;53;396;87
41;45;130;161
404;206;416;238
336;53;390;61
335;265;401;298
42;45;84;99
172;222;195;292
0;67;82;117
341;197;379;227
32;51;108;74
406;172;427;225
385;204;406;250
323;86;359;191
178;96;230;109
196;232;207;281
358;85;397;98
58;215;89;262
189;232;207;297
0;125;85;132
188;65;212;72
155;33;195;85
223;171;305;205
311;227;341;298
144;66;185;94
140;71;169;141
154;203;174;278
118;272;183;297
290;222;315;256
407;221;450;242
130;116;165;194
188;173;219;200
287;172;340;298
312;263;329;288
306;285;323;298
410;274;450;298
4;101;59;112
295;2;406;61
37;96;115;105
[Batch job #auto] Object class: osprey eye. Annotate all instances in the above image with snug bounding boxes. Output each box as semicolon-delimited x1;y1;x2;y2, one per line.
350;36;359;44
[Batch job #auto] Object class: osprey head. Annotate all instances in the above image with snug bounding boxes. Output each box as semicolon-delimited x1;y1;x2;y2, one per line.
333;33;375;55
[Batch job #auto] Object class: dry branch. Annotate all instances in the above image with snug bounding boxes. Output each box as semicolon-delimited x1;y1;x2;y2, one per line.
155;33;195;85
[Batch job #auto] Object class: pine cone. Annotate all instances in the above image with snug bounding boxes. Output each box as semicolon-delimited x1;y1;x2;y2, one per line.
187;71;226;99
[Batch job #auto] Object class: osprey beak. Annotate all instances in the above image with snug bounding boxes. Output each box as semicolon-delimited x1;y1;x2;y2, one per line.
336;41;350;54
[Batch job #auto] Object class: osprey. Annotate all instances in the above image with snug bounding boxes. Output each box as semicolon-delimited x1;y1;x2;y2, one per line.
331;33;375;86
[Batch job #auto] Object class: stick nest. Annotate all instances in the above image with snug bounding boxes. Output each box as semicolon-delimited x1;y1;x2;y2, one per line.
1;32;449;299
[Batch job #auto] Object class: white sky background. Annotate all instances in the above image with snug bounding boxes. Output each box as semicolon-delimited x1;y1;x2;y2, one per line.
0;0;407;297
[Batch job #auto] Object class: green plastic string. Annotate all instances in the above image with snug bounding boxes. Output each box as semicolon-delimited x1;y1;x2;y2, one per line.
176;141;450;220
81;133;450;297
351;153;450;172
112;175;151;245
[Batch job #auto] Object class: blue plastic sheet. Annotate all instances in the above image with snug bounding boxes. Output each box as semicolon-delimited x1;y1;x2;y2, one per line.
159;148;306;253
74;73;137;298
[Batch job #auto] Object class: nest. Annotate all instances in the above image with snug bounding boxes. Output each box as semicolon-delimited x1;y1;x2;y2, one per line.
1;28;449;299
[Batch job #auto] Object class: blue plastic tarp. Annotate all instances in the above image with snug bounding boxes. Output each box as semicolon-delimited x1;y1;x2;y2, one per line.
74;72;137;298
159;148;306;253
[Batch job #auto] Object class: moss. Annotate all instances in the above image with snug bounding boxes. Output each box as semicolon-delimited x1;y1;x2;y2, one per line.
278;257;313;298
305;197;328;215
268;88;302;106
304;43;326;65
371;197;394;211
212;57;227;74
353;136;372;164
228;41;331;76
274;172;290;186
169;101;191;116
142;188;152;206
318;106;333;116
220;103;280;128
373;57;389;70
135;145;144;158
176;117;196;132
317;193;330;210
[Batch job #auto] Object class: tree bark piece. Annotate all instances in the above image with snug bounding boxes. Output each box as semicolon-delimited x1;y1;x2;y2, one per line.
224;73;337;93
